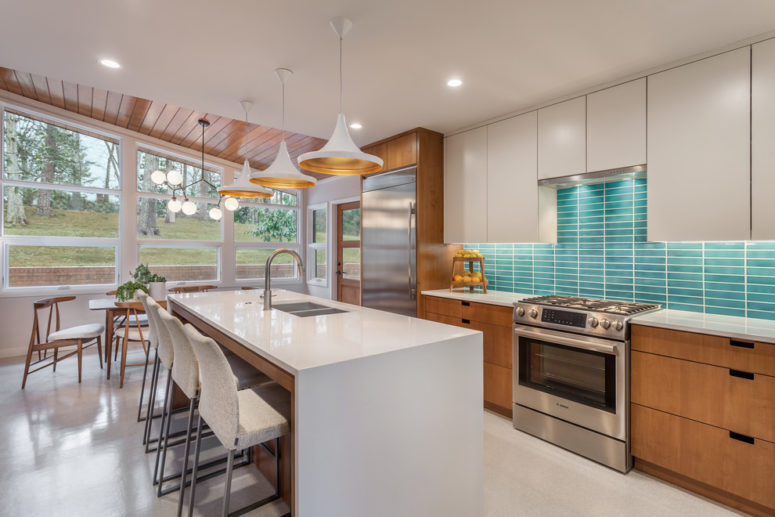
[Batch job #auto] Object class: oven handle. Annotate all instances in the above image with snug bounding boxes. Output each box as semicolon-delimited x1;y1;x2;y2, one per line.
513;324;621;355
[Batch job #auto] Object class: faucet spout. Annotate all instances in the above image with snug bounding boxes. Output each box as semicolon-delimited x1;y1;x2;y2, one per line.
264;248;305;311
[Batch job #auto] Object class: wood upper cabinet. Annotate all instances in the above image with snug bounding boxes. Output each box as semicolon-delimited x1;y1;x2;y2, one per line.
647;48;751;241
586;78;646;172
444;127;488;243
537;96;586;179
386;133;417;170
487;112;540;242
363;142;387;169
752;38;775;240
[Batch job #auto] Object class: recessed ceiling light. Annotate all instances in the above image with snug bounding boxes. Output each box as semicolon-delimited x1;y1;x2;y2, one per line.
349;122;363;130
99;59;121;69
447;78;463;88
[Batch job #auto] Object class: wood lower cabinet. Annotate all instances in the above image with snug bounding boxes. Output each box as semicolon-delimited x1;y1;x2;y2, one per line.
422;295;513;417
631;324;775;515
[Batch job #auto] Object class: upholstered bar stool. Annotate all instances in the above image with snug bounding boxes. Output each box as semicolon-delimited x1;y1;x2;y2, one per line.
137;292;162;431
184;324;291;517
155;308;271;505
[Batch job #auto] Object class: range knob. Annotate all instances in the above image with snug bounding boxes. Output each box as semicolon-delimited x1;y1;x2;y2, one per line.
516;307;525;317
615;321;624;331
600;319;611;329
528;309;538;319
588;317;599;328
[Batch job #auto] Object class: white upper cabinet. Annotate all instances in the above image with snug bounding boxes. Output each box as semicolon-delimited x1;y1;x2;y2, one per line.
444;127;488;243
647;48;751;242
752;39;775;240
487;112;540;242
586;79;646;172
537;96;586;179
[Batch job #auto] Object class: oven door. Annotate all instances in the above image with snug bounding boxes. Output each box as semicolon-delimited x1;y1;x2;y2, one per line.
513;324;626;440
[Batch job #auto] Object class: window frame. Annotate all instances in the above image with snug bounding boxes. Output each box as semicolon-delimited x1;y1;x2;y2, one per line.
0;104;123;293
234;194;302;285
307;202;328;287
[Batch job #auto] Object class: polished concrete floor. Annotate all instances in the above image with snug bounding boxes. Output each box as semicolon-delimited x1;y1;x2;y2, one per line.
0;348;740;516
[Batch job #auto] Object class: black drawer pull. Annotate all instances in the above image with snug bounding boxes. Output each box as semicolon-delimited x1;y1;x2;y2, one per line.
461;301;470;307
729;431;754;444
461;319;471;325
730;340;754;349
729;369;754;380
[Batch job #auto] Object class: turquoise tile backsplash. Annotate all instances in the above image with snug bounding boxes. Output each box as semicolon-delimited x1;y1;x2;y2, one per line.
465;178;775;320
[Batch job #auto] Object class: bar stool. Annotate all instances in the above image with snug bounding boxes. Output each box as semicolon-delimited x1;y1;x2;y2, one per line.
184;324;290;517
155;309;272;505
136;292;161;429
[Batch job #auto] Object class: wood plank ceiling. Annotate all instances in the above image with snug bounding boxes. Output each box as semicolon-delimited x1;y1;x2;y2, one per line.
0;67;327;177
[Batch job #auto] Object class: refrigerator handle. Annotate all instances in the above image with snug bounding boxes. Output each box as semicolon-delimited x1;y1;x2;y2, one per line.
408;202;416;300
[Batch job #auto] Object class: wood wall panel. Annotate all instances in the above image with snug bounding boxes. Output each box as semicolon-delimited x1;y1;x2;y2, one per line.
0;66;326;174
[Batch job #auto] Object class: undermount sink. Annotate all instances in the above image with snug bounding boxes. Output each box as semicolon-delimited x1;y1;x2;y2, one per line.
273;302;348;317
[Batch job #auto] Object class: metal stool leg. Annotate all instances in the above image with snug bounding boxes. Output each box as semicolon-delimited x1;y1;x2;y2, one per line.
188;415;204;517
143;352;160;448
137;342;153;422
157;372;176;497
177;395;197;517
154;369;173;486
221;449;235;517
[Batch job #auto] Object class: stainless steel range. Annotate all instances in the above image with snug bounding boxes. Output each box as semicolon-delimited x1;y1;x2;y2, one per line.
512;295;660;472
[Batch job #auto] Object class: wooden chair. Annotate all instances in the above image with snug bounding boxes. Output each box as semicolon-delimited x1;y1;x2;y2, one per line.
169;285;216;294
22;296;105;389
114;300;153;389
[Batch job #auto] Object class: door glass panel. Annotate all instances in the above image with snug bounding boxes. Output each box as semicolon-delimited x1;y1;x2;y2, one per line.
342;208;360;241
343;247;360;280
519;338;615;412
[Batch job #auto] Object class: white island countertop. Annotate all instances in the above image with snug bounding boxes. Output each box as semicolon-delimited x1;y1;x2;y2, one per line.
421;288;532;307
632;308;775;344
169;289;480;374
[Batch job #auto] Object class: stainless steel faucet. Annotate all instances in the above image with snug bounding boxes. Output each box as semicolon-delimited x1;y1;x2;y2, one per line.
263;248;305;310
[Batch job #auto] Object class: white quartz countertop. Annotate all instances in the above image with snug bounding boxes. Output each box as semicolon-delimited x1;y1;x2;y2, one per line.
421;289;531;307
169;289;481;374
631;309;775;344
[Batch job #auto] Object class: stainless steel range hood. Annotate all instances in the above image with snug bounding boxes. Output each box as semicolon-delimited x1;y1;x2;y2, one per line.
537;164;646;189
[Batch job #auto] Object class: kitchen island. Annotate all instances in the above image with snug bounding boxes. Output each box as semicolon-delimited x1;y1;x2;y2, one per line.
168;289;483;517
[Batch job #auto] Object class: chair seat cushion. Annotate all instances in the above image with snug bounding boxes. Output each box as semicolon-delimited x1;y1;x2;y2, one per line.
226;354;272;390
115;326;151;342
49;323;105;341
235;383;290;449
113;313;148;326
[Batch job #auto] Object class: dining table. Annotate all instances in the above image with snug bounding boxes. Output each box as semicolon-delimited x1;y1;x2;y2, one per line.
88;297;166;382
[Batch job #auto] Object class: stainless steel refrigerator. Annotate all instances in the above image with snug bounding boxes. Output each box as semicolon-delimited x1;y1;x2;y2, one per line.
361;166;417;316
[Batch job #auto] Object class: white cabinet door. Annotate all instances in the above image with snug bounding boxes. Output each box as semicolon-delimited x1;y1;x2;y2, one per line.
487;112;539;242
647;48;750;242
537;96;586;179
587;78;646;172
753;39;775;240
444;127;487;243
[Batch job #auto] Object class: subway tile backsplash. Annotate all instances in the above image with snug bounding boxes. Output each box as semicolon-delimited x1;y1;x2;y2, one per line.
466;178;775;320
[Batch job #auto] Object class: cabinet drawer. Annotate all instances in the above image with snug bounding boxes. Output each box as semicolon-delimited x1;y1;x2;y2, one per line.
461;302;513;327
424;296;462;319
631;324;775;376
424;311;462;327
632;351;775;442
632;404;775;510
484;362;512;412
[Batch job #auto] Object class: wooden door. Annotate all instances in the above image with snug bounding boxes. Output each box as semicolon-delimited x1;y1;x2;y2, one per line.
337;201;361;304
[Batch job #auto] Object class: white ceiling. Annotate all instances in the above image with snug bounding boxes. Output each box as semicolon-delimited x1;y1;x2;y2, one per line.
2;0;775;144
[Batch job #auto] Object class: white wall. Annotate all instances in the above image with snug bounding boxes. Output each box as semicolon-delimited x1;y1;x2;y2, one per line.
305;176;361;299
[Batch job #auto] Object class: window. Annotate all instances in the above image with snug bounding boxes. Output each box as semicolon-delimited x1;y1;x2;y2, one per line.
234;190;301;281
307;204;327;285
136;148;223;283
1;109;120;288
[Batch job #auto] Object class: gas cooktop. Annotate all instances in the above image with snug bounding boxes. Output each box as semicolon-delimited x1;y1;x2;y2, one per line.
519;295;659;316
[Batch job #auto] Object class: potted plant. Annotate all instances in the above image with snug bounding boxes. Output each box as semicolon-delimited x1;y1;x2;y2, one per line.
115;281;149;302
132;264;167;300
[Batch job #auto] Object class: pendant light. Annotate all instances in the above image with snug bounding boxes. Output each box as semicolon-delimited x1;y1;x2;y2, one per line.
217;101;274;199
250;69;318;189
297;17;383;175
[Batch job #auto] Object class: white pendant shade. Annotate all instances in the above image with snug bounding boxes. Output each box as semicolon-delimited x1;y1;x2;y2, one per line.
297;113;383;175
218;159;273;198
251;140;318;188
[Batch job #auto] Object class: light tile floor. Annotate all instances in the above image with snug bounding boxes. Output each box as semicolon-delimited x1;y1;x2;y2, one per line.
0;349;741;516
